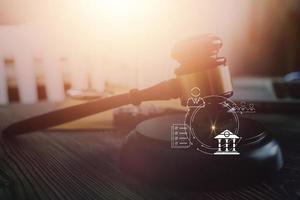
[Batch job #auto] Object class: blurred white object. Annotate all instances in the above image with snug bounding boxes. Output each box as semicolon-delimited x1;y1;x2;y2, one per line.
14;54;38;103
43;57;65;102
0;25;40;104
0;57;8;104
70;57;88;91
89;58;105;93
67;56;104;100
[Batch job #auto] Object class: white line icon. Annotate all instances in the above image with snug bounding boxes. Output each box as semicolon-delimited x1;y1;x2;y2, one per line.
170;94;242;156
234;101;256;114
171;124;191;149
187;87;205;109
214;129;240;155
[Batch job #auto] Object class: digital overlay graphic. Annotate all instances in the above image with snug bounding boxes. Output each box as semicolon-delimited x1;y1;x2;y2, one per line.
171;87;256;156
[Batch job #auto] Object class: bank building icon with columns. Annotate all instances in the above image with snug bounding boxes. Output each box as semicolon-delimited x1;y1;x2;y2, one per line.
214;129;240;155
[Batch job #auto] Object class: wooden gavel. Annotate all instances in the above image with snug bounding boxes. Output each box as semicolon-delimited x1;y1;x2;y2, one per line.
2;34;233;137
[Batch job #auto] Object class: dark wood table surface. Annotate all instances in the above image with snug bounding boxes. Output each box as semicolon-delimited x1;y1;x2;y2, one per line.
0;103;300;200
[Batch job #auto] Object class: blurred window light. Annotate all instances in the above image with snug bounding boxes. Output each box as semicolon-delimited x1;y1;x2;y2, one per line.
0;0;258;92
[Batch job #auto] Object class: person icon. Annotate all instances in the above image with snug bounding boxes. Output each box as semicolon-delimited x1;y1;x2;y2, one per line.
233;104;240;113
240;101;247;113
248;103;255;113
187;87;205;108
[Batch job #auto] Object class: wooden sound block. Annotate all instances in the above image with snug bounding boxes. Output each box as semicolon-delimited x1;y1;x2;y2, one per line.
120;114;283;187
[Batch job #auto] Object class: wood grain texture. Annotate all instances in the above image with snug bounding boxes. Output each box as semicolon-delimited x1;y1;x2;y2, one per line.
0;104;299;200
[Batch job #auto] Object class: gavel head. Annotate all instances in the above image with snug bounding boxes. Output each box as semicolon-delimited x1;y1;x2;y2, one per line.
171;34;233;106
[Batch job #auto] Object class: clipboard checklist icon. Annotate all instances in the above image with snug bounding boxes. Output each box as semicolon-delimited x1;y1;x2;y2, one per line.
171;124;191;149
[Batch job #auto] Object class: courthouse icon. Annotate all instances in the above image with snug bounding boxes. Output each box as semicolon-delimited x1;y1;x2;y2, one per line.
214;130;240;155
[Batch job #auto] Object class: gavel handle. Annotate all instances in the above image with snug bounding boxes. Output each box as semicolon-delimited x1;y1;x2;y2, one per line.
2;79;180;138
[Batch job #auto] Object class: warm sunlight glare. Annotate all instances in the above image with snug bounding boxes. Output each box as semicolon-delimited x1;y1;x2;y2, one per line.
2;0;253;88
86;0;159;31
211;125;216;131
100;0;147;23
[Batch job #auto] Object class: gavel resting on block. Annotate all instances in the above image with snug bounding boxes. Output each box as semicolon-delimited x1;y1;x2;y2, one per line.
2;34;284;187
2;34;233;137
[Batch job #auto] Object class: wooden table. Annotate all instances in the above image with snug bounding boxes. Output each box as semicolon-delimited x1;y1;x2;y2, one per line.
0;102;300;200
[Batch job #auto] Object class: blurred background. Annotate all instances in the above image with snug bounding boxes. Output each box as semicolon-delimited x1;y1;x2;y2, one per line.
0;0;299;104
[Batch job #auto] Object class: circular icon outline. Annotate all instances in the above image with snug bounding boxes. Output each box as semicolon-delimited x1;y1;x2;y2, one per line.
184;95;240;154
